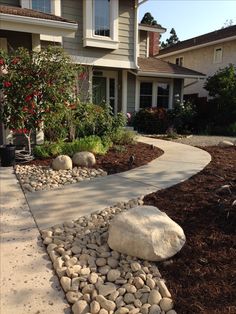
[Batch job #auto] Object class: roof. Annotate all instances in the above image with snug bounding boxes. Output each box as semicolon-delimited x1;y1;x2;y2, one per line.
138;57;205;78
139;23;166;33
0;5;76;24
158;25;236;56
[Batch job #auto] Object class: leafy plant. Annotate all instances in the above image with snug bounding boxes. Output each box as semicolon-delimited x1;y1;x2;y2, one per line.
133;108;169;134
110;128;136;145
0;46;80;153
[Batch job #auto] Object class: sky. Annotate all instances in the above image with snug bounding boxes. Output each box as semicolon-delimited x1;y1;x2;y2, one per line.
139;0;236;42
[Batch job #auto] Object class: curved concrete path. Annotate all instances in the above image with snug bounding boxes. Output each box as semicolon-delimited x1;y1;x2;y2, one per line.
25;136;211;229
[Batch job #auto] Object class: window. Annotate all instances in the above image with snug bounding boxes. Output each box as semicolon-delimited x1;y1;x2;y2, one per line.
176;57;183;66
94;0;110;37
140;82;153;108
214;47;223;63
157;83;169;108
32;0;51;13
83;0;119;49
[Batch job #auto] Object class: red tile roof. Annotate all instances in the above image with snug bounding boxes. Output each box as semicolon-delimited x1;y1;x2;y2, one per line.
138;57;205;77
158;25;236;56
0;5;76;24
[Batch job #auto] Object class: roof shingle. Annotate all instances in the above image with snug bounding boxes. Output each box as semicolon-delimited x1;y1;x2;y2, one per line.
0;5;76;24
158;25;236;56
138;57;205;77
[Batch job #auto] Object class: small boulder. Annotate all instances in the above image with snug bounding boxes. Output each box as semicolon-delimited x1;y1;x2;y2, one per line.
72;151;96;167
218;140;234;147
52;155;72;170
108;206;186;261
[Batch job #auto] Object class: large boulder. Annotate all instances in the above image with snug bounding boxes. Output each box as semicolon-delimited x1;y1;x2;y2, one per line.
52;155;72;170
108;206;186;261
218;140;234;147
72;151;96;167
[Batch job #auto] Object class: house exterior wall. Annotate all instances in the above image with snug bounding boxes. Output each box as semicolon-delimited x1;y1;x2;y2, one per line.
127;72;136;113
0;0;20;6
61;0;135;68
139;30;147;58
160;39;236;97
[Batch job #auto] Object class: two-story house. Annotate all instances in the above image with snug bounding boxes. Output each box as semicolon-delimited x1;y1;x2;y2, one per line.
0;0;205;145
157;25;236;99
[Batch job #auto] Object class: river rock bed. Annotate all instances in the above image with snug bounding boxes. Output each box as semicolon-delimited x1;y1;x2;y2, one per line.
41;198;175;314
15;164;107;192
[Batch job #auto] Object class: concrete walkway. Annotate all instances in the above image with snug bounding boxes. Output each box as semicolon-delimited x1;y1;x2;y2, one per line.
0;168;70;314
25;136;211;229
0;137;211;313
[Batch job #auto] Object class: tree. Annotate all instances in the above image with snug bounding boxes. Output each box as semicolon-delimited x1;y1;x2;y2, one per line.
161;28;180;48
204;64;236;125
0;46;80;154
222;19;233;28
141;12;158;25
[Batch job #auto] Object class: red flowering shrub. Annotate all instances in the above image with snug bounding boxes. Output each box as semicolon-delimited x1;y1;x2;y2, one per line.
0;47;80;153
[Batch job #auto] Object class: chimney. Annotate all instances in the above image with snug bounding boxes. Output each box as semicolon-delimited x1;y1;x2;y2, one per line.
149;32;160;57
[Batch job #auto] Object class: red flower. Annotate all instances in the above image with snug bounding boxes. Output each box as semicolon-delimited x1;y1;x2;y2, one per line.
4;81;12;88
12;57;20;65
25;95;32;102
0;58;5;66
22;106;28;112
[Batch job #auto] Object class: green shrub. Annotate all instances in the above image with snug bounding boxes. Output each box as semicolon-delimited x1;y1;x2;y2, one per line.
110;128;136;145
74;103;126;138
34;136;110;158
133;108;169;134
168;101;197;134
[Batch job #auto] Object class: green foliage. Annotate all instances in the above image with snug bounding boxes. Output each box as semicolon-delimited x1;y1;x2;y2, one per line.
0;46;80;152
141;12;158;25
204;64;236;128
110;128;136;145
169;102;197;134
161;28;180;49
74;103;126;138
34;136;110;158
133;108;169;134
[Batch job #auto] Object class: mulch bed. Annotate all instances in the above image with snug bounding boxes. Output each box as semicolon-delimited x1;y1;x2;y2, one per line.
23;142;163;174
144;146;236;314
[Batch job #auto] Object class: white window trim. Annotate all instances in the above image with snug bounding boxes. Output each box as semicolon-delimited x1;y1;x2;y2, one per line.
213;46;223;64
21;0;62;42
83;0;119;49
137;77;173;110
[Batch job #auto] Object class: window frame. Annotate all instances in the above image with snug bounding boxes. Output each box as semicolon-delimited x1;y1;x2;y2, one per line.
213;46;223;64
83;0;119;49
139;82;153;109
137;78;173;110
31;0;51;13
175;56;184;67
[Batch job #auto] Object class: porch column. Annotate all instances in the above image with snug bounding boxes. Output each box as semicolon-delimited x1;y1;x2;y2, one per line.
88;66;93;103
32;34;44;144
122;70;127;114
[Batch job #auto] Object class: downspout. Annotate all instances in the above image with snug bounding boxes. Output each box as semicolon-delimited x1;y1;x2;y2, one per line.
134;0;149;69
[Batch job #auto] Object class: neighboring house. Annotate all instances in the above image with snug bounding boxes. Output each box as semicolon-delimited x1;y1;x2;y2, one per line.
157;25;236;99
0;0;205;145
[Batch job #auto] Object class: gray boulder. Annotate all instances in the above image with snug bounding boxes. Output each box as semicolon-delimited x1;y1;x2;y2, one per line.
52;155;72;170
108;206;186;261
72;151;96;167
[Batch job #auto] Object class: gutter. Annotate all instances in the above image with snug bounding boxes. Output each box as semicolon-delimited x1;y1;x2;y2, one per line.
0;13;78;31
137;71;206;79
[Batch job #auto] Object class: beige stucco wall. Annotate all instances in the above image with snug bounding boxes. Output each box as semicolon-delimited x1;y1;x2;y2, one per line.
160;39;236;97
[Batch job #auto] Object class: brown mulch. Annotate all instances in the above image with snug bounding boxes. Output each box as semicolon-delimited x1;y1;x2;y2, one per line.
23;142;163;174
144;146;236;314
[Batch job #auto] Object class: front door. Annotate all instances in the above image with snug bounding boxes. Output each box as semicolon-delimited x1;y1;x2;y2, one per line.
92;71;118;114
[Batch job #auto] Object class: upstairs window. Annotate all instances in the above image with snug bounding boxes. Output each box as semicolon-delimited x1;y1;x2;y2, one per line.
213;47;223;63
32;0;51;13
94;0;110;37
176;57;183;67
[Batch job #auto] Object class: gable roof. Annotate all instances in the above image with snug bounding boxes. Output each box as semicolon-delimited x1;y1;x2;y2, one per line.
0;5;76;24
138;57;205;78
158;25;236;56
